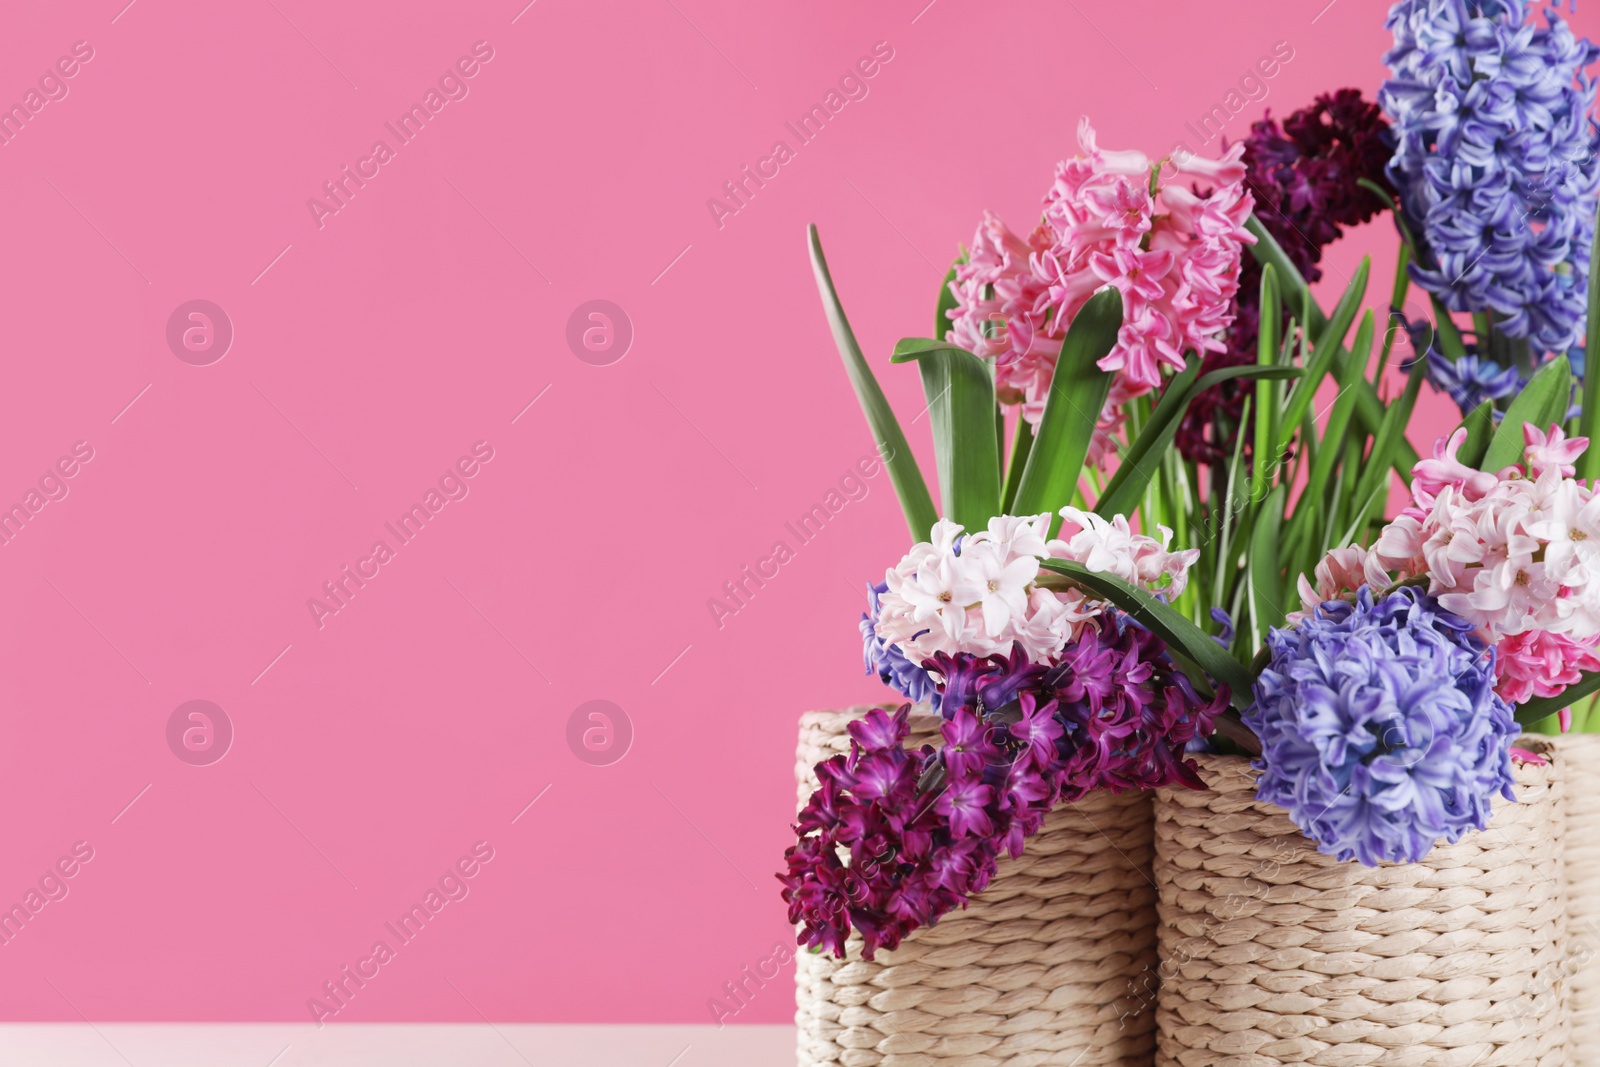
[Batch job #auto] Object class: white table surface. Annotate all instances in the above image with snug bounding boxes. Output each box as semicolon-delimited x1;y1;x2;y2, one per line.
0;1023;793;1066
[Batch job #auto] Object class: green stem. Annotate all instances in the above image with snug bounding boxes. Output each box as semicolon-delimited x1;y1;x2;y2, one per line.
1252;266;1279;506
1000;417;1033;513
1579;201;1600;483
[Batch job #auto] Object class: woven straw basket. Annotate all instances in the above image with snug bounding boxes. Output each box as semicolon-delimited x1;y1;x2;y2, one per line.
1153;746;1569;1067
1551;732;1600;1063
793;706;1159;1067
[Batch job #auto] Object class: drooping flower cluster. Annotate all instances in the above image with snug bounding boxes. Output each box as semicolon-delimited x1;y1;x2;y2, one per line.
1180;91;1393;463
1382;0;1600;354
866;510;1197;688
1249;585;1517;866
945;120;1254;466
783;614;1225;957
803;509;1222;954
1297;423;1600;708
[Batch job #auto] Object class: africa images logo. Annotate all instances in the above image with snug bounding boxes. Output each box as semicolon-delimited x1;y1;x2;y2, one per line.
306;41;496;229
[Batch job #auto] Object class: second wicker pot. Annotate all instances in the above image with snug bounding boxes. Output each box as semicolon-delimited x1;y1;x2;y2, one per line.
1153;748;1568;1067
794;706;1159;1067
1551;731;1600;1063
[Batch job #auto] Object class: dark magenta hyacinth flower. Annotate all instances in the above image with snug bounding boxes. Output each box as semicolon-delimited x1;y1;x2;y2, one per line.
779;614;1226;959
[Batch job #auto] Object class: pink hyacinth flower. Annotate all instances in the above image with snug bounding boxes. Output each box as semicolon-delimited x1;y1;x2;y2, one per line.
1524;423;1588;479
943;119;1254;468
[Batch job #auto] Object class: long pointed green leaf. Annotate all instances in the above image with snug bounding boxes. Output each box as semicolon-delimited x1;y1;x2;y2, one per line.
1481;355;1571;471
1246;216;1421;474
1454;401;1495;470
1579;203;1600;483
1253;265;1281;505
934;262;959;342
1428;294;1468;360
1357;177;1463;364
1303;311;1375;510
1001;417;1033;513
1540;356;1576;428
890;339;974;362
809;224;939;540
1094;363;1300;518
1248;485;1287;648
1038;559;1256;707
1276;257;1370;455
1517;670;1600;727
1292;311;1376;558
1213;395;1252;610
892;340;1002;530
1011;288;1122;521
1349;350;1429;536
1094;355;1201;514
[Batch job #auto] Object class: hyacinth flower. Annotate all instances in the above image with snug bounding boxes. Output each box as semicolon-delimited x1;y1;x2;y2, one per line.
1380;0;1600;402
1294;412;1600;705
1249;585;1518;865
1180;90;1394;464
862;512;1198;695
782;509;1238;956
944;120;1255;469
783;618;1225;958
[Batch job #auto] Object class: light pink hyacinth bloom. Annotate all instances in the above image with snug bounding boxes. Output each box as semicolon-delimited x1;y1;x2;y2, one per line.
873;509;1198;668
1310;423;1600;713
944;120;1254;469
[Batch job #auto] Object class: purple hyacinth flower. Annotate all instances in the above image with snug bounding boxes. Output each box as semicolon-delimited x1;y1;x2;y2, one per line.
1247;585;1518;866
860;581;940;707
1382;0;1600;356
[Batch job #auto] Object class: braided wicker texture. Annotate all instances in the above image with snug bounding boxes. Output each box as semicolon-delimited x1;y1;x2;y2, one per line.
1154;747;1568;1067
1552;732;1600;1063
794;706;1159;1067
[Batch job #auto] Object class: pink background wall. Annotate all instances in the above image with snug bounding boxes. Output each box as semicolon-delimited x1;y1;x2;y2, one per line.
0;0;1588;1025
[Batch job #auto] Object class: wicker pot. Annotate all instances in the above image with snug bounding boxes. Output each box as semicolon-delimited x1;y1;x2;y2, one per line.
1550;732;1600;1062
794;706;1159;1067
1153;747;1569;1067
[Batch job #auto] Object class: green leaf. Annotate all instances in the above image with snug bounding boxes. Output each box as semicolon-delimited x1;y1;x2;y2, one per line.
890;338;978;363
1454;401;1495;470
1001;417;1033;513
1094;363;1300;519
1095;355;1201;514
1302;310;1376;525
1516;670;1600;728
1481;355;1571;472
1378;243;1417;370
1359;178;1466;364
1248;485;1287;647
1038;559;1256;708
1348;349;1429;537
1356;177;1395;214
1245;216;1421;474
1212;395;1252;612
893;341;1003;530
1011;288;1122;521
934;261;959;342
809;224;939;540
1276;257;1370;456
1427;295;1468;360
1252;265;1281;506
1579;203;1600;483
